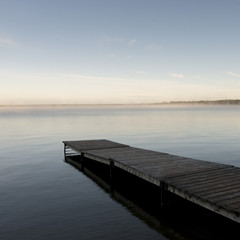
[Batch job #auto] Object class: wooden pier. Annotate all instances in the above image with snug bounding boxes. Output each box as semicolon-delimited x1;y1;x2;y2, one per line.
63;139;240;223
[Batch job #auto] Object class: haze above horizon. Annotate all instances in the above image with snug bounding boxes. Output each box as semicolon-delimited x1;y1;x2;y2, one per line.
1;0;240;105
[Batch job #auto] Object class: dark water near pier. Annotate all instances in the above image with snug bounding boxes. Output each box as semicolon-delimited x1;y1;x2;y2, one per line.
0;105;240;239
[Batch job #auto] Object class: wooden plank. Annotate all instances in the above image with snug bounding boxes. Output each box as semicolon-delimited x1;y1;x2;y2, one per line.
166;183;240;223
171;183;240;203
168;171;240;190
63;139;129;152
115;155;192;163
84;147;166;160
194;184;240;204
149;165;227;180
113;160;160;186
83;152;110;165
165;167;235;184
115;156;177;165
228;201;240;210
215;192;240;204
166;167;239;183
173;175;240;194
115;153;222;167
200;183;240;198
203;187;240;200
219;197;240;208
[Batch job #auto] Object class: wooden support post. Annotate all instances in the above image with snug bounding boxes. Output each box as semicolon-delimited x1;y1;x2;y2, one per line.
64;143;66;156
64;143;68;162
160;182;167;207
80;153;85;171
109;158;115;195
109;158;114;180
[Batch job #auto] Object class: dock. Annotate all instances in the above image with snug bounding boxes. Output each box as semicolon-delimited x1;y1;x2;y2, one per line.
63;139;240;223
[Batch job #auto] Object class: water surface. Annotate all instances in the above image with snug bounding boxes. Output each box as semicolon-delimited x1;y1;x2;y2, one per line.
1;105;240;239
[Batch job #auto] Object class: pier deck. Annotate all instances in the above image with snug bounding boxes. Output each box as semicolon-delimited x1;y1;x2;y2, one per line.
63;139;240;223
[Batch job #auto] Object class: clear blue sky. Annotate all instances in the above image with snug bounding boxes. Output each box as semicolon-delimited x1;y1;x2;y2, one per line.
1;0;240;104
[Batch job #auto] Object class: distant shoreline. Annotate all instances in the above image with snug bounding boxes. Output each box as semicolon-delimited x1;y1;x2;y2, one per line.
156;99;240;105
1;99;240;107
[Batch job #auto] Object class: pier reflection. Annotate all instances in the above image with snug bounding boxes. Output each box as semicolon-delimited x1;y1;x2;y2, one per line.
65;155;239;240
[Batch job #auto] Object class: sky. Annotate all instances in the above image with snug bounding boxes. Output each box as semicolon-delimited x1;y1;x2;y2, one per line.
1;0;240;105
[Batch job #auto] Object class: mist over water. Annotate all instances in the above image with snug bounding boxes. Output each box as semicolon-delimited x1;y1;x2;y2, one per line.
1;105;240;239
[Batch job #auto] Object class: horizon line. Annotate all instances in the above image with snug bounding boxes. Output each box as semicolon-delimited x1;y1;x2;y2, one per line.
1;99;240;107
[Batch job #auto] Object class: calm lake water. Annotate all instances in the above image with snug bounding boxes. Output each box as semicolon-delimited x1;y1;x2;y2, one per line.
1;104;240;240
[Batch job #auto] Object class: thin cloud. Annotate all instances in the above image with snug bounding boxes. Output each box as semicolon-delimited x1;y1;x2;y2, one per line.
146;44;162;51
226;72;240;77
99;36;136;47
104;37;125;42
128;39;136;46
0;37;16;47
136;71;145;75
98;36;125;46
108;53;116;58
169;73;184;78
61;73;135;82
